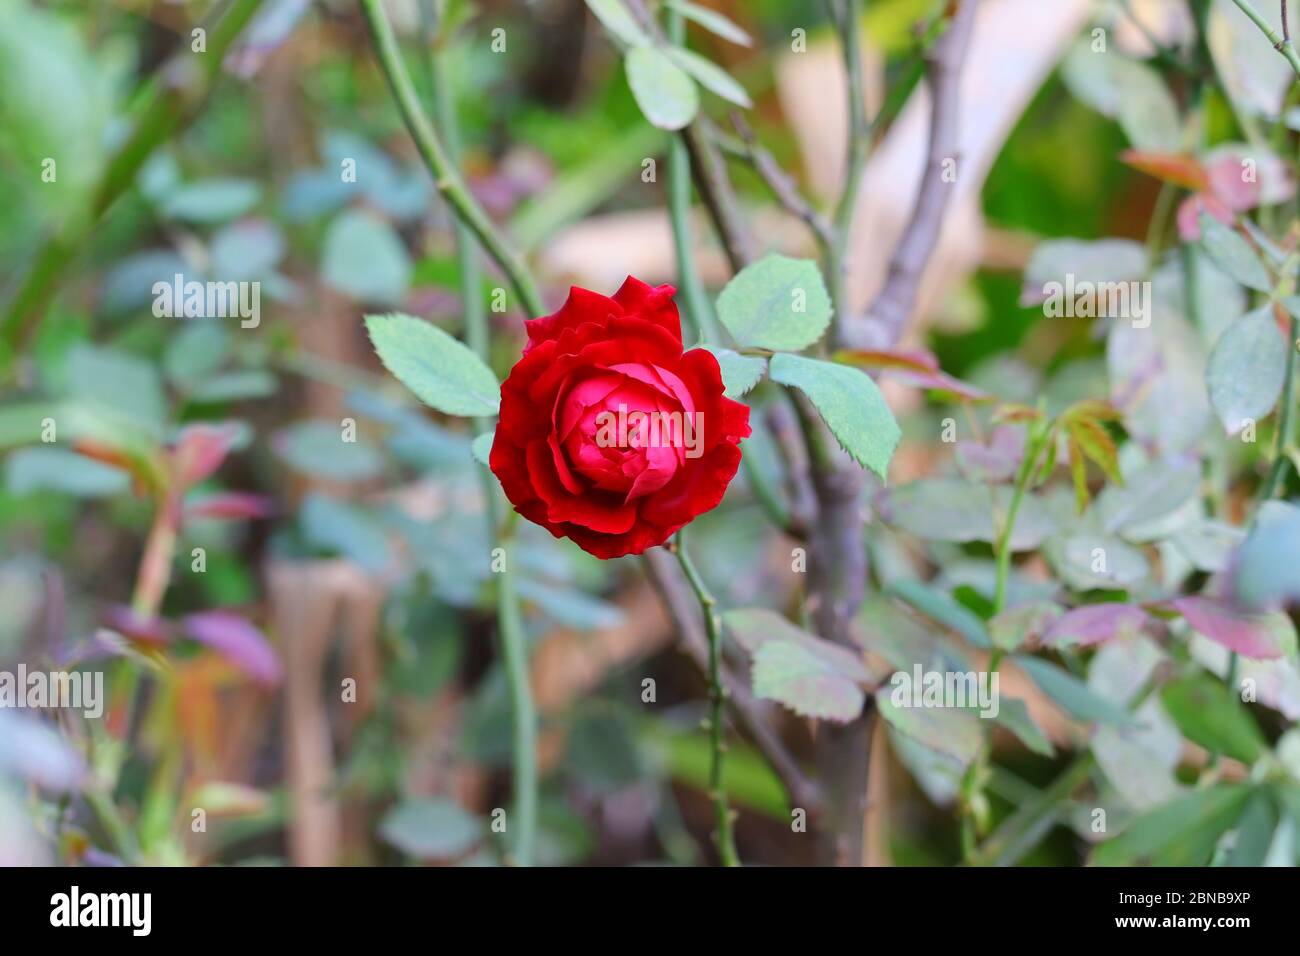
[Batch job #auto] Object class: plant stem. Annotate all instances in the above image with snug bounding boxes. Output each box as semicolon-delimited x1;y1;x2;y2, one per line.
1261;311;1300;499
672;533;740;867
1229;0;1300;77
828;0;869;343
418;0;537;866
666;8;721;344
0;0;265;379
358;0;544;319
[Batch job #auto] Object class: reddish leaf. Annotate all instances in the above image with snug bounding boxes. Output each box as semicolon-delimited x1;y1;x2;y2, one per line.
1044;603;1147;648
183;611;283;686
834;348;939;374
100;605;169;646
170;422;241;488
1205;151;1262;213
185;491;276;521
1176;193;1234;242
1120;150;1208;192
1171;596;1297;660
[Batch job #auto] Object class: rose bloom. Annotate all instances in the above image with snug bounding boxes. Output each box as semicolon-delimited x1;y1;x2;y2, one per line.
489;277;751;558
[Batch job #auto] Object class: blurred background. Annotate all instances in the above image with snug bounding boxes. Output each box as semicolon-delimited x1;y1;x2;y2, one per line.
2;0;1299;867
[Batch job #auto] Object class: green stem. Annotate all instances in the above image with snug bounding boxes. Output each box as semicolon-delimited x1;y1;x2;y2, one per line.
419;0;537;866
1229;0;1300;77
358;0;544;318
666;11;720;344
673;533;740;867
962;420;1049;862
993;425;1048;617
0;0;265;378
1261;311;1300;500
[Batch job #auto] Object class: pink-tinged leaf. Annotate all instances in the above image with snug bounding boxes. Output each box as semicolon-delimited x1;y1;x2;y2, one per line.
170;422;242;488
1171;596;1298;661
1205;152;1262;212
100;605;170;645
1120;150;1209;192
956;425;1025;483
834;348;939;374
1044;603;1147;648
835;347;988;401
1176;193;1233;242
183;611;283;686
185;491;276;521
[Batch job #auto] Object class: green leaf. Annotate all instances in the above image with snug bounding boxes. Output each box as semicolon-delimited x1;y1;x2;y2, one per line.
188;370;278;403
274;420;384;481
5;447;129;498
1228;790;1279;867
664;47;751;108
665;0;752;46
63;344;166;439
716;255;832;351
1014;655;1134;725
994;697;1055;757
624;45;698;131
1206;306;1288;434
321;209;411;304
471;431;494;467
584;0;652;48
1197;212;1271;292
875;688;983;763
752;640;866;723
1233;501;1300;610
876;478;1057;550
887;579;992;649
1092;784;1252;866
701;346;766;398
378;797;483;860
725;607;872;722
365;313;500;417
161;178;261;224
769;353;900;480
300;494;390;572
1161;674;1267;764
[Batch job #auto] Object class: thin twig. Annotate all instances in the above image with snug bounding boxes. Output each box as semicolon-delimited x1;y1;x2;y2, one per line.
642;550;824;819
828;0;869;343
1229;0;1300;76
358;0;545;317
729;113;835;254
858;0;978;348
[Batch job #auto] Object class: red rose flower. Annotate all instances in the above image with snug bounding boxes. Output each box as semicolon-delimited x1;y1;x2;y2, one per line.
489;277;751;559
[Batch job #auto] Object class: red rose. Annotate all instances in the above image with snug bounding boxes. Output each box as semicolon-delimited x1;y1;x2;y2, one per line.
489;277;751;559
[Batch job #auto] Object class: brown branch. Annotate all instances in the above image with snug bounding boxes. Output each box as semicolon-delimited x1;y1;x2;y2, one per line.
642;550;824;818
857;0;978;348
728;113;835;254
681;122;757;272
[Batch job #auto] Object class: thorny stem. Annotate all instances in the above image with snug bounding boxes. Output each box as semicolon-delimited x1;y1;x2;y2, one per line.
1228;0;1300;77
670;533;741;867
358;0;545;319
418;0;537;866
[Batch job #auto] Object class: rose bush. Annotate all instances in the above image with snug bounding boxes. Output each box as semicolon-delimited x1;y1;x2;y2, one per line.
489;276;751;558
